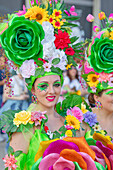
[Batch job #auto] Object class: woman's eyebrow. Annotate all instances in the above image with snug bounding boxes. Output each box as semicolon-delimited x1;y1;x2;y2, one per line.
53;80;61;83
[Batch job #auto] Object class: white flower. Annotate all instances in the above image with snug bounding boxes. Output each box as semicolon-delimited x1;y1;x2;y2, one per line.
47;130;53;139
43;62;52;72
41;21;55;44
43;42;56;60
19;59;36;78
93;124;102;131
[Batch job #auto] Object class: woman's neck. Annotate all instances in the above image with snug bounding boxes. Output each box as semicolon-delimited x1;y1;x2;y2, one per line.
92;107;113;121
35;103;55;116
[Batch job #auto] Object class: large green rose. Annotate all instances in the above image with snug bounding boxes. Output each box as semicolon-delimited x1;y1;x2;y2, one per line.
87;36;113;73
0;15;45;66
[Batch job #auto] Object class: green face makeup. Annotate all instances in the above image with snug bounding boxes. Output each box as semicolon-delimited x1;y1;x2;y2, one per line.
37;81;61;92
105;90;113;95
37;83;49;91
53;81;61;87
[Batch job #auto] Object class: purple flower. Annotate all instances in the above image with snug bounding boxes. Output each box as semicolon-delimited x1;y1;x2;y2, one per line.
19;59;36;78
83;111;97;127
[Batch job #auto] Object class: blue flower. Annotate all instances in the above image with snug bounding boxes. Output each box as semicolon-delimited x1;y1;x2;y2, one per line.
83;111;97;127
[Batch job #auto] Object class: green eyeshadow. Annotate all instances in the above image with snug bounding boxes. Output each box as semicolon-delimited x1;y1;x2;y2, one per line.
105;90;113;95
37;82;49;91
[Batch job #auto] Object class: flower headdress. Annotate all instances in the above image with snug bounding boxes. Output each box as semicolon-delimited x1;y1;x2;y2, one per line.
0;0;83;91
82;12;113;94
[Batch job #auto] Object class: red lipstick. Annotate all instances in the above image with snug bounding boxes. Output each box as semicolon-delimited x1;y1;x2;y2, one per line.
46;96;55;102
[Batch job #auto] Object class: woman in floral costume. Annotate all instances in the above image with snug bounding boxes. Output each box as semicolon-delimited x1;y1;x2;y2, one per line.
1;1;113;169
82;12;113;139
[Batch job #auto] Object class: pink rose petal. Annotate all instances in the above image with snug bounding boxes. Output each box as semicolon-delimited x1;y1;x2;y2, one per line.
53;156;75;170
79;152;97;170
39;153;59;170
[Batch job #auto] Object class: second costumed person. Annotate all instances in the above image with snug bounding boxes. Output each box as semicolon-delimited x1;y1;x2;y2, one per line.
0;0;113;169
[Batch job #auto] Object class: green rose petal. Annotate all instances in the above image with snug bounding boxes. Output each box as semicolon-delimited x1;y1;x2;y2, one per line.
88;35;113;73
0;15;45;66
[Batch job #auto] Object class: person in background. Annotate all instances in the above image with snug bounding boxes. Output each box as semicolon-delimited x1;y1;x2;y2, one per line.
0;72;29;114
63;66;81;92
0;48;7;142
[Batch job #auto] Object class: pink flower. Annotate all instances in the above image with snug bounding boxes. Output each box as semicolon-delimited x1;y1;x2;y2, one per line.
86;14;94;22
39;153;75;170
64;5;77;16
109;13;113;21
15;5;26;16
84;61;95;74
65;124;73;130
91;86;97;93
19;59;36;78
43;63;51;72
66;106;83;123
64;10;70;16
108;77;113;87
3;154;17;170
70;6;78;16
31;0;39;5
93;26;100;33
31;111;47;126
99;72;112;83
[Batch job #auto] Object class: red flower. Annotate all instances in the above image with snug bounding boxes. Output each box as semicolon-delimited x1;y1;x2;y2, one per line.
54;30;71;49
65;47;75;56
49;17;53;23
44;125;49;133
38;58;47;64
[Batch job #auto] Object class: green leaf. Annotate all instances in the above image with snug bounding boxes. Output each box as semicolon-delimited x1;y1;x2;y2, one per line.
51;66;63;75
14;150;23;157
8;146;14;155
52;58;60;65
72;42;84;48
56;102;61;114
71;129;76;137
62;16;80;21
62;94;82;110
63;22;78;27
6;123;15;133
102;81;108;88
59;126;67;134
70;36;79;44
36;60;43;66
90;129;94;136
25;78;31;84
10;125;18;133
35;67;45;77
53;131;61;139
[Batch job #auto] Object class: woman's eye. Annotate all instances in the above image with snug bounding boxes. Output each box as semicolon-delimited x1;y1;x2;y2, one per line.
40;85;48;88
54;83;61;87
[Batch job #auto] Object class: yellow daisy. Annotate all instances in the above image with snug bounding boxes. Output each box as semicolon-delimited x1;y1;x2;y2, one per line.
52;19;63;29
65;115;80;130
52;9;62;19
66;63;72;70
110;31;113;40
87;74;99;87
25;6;48;24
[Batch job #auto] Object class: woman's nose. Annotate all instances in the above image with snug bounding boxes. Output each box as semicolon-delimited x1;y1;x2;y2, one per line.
48;85;55;94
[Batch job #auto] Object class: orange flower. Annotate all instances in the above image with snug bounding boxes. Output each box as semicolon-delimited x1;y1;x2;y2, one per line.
98;12;106;20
